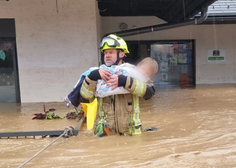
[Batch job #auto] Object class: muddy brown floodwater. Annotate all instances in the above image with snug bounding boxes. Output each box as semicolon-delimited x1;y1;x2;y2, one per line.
1;85;236;168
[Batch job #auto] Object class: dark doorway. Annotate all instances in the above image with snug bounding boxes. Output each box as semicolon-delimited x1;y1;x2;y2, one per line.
125;42;141;65
0;19;20;103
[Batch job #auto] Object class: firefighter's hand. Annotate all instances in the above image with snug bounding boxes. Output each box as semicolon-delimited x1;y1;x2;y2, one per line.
99;69;111;82
106;76;119;90
107;75;127;90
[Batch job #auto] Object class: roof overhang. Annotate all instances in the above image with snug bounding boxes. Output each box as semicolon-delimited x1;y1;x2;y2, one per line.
97;0;217;23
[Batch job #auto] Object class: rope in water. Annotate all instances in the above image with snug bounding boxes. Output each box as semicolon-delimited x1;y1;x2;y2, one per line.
17;126;74;168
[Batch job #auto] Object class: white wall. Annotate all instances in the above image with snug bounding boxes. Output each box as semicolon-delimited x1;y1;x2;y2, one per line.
102;16;236;84
0;0;101;102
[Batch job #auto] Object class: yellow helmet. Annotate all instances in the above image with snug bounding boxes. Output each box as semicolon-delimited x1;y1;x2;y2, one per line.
100;34;129;54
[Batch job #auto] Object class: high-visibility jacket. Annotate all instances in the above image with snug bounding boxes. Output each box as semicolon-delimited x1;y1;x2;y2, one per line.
80;75;155;135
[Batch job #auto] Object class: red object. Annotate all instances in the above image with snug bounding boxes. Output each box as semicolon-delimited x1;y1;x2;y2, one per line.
180;74;189;87
104;126;110;136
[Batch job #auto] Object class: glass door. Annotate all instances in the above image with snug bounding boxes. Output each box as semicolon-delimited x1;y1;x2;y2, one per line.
0;40;20;103
150;41;195;87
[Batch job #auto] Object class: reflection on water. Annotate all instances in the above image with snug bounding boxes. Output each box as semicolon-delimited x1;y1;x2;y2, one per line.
1;85;236;168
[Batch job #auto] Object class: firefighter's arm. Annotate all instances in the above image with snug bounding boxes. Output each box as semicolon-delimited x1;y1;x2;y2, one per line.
80;68;111;102
118;75;155;100
80;70;101;103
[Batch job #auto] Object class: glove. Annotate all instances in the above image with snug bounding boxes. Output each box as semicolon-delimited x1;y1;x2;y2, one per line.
88;69;101;81
118;75;127;87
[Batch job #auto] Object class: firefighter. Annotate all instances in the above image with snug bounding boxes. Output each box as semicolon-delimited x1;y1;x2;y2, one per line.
80;34;156;136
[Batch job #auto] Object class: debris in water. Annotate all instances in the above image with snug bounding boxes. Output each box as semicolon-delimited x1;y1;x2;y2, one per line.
65;108;84;120
32;105;84;120
174;154;182;158
32;104;62;120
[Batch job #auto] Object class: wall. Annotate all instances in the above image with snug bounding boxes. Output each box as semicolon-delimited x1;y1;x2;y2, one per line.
102;16;236;84
0;0;101;102
95;2;102;65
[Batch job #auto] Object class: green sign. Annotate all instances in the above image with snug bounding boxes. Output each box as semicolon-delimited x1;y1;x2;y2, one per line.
208;57;224;61
207;49;225;63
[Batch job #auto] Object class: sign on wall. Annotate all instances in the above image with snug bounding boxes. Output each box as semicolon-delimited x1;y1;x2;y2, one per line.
207;49;225;63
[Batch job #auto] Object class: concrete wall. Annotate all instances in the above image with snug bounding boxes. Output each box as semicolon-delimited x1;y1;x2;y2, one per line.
102;17;236;84
0;0;101;102
95;2;102;66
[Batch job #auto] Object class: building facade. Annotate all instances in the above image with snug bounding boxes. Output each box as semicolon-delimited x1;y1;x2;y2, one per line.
0;0;235;103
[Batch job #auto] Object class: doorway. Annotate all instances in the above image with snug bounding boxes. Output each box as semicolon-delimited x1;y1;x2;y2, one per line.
0;19;20;103
125;42;141;65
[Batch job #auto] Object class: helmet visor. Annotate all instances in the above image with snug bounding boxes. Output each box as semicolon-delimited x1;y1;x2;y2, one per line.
100;37;120;49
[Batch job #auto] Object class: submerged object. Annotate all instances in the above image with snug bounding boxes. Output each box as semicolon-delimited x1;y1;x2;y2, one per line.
0;114;85;139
